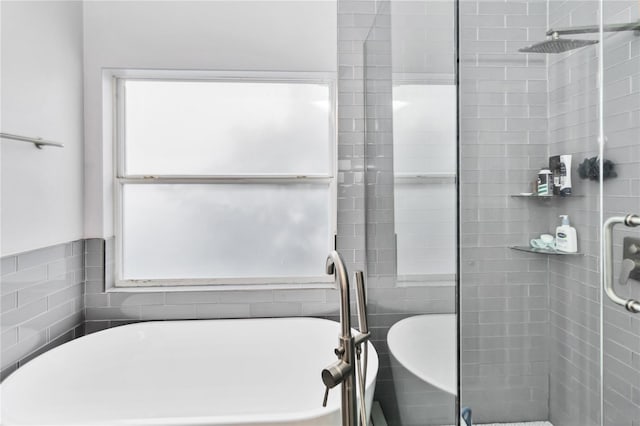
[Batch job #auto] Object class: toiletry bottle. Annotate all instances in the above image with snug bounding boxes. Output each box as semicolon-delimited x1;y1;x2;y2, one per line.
537;169;553;196
549;155;561;195
559;154;572;196
556;215;578;253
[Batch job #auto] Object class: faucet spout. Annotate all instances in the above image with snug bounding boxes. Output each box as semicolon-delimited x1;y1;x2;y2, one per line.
322;252;371;426
326;250;352;339
323;250;357;426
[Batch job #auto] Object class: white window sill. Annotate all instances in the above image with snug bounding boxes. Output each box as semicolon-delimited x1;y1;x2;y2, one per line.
108;278;336;293
395;273;456;288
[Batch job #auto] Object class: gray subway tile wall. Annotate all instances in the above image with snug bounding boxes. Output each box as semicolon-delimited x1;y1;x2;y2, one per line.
83;238;340;330
0;241;85;381
547;1;602;423
459;0;553;422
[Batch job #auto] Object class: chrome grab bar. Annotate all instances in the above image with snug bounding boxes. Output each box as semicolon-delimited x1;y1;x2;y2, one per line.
603;214;640;313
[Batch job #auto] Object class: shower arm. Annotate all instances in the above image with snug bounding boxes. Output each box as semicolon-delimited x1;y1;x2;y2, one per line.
546;21;640;37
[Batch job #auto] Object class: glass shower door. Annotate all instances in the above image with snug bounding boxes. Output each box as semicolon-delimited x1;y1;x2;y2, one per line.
458;0;606;424
601;0;640;423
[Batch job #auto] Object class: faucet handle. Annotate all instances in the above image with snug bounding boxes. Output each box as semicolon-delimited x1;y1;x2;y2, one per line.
322;359;352;388
619;258;639;285
321;359;351;408
322;386;330;407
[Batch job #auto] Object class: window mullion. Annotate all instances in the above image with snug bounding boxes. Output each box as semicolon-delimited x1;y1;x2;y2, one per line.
117;176;332;185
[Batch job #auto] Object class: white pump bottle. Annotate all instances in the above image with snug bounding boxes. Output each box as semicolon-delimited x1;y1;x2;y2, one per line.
556;215;578;253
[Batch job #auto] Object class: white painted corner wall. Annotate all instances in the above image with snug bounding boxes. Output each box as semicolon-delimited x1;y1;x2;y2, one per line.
1;1;84;256
82;0;338;238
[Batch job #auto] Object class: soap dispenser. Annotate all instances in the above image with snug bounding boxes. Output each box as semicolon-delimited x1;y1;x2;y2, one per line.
556;215;578;253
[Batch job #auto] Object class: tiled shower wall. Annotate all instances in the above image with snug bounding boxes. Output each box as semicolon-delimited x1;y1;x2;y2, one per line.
0;241;85;380
547;1;601;424
459;0;553;421
547;1;640;425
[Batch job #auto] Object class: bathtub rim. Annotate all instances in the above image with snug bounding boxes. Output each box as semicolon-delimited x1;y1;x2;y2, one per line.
387;313;456;396
1;316;379;426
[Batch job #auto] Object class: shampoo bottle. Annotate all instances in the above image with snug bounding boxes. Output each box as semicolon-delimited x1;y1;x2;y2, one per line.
556;215;578;253
559;154;572;196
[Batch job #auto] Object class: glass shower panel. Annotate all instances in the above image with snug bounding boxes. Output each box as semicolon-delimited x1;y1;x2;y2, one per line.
601;0;640;424
459;0;603;424
363;0;457;425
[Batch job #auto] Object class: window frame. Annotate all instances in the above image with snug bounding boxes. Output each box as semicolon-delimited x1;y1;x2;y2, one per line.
112;71;337;289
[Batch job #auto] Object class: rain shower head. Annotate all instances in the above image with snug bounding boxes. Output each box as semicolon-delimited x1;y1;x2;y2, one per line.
519;37;598;54
521;21;640;53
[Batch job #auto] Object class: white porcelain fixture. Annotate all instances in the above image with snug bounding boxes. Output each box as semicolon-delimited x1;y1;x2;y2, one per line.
387;314;456;425
1;317;378;426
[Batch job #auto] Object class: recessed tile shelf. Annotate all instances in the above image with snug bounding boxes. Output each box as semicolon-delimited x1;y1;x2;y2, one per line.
510;246;583;256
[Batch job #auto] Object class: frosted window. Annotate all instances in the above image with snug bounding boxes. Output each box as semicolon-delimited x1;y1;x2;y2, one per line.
393;85;456;174
394;184;456;276
124;80;331;176
122;184;331;280
393;83;457;278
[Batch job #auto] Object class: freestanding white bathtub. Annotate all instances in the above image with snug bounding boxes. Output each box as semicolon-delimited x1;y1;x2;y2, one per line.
1;317;378;426
387;314;456;426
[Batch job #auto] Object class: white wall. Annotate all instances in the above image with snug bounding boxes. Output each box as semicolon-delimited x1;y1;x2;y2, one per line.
1;1;84;256
83;0;337;238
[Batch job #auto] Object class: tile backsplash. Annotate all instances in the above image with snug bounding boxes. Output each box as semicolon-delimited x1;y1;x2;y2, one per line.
1;241;85;380
82;238;342;335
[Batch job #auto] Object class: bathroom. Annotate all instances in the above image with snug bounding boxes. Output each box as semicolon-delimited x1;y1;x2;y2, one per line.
1;0;639;425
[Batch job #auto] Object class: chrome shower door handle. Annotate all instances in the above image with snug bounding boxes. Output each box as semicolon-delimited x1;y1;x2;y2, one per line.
603;214;640;313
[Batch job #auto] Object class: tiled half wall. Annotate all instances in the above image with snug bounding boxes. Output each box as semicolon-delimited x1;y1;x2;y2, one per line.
1;241;85;380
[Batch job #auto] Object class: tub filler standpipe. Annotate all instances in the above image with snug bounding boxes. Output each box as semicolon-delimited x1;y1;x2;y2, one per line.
321;251;370;426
